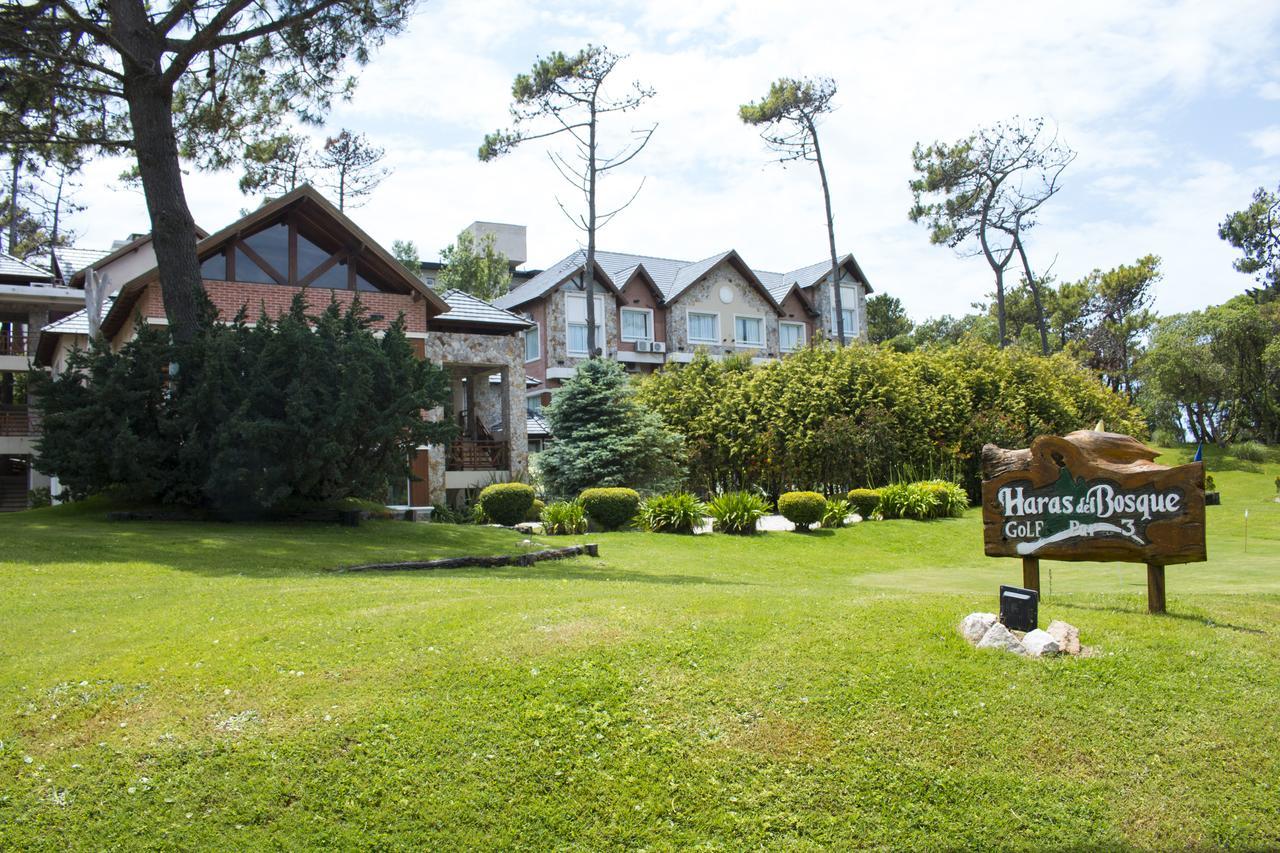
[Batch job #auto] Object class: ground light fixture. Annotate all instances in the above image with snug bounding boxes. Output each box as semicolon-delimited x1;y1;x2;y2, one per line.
999;584;1039;632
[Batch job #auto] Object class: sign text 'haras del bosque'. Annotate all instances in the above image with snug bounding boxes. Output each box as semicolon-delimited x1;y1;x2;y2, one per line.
981;430;1207;612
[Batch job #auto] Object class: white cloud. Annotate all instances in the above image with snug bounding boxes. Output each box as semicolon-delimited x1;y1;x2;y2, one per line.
62;0;1280;321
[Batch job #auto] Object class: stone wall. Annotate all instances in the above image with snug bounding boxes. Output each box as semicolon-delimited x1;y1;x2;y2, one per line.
544;276;618;369
668;263;781;358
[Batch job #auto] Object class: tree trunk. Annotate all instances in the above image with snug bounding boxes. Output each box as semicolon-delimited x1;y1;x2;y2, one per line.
110;0;203;345
1014;235;1050;355
6;154;18;254
585;100;599;358
810;121;845;343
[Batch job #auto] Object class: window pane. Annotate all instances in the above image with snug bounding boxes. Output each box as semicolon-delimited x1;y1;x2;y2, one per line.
735;316;762;345
355;270;379;292
842;309;857;336
244;222;289;282
568;323;588;353
297;232;333;280
234;247;275;284
622;309;649;339
200;251;225;281
525;327;539;361
310;259;349;289
689;313;716;341
781;323;803;351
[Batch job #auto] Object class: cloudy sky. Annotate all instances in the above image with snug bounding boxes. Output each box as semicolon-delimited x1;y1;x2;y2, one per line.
70;0;1280;320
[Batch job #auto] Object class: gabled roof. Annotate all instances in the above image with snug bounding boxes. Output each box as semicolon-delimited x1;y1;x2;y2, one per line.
770;281;821;317
52;247;111;281
434;289;533;332
69;228;208;287
101;184;450;337
0;252;54;282
495;247;869;311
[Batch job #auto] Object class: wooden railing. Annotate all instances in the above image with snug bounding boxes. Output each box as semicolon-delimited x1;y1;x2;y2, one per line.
447;439;509;471
0;409;35;437
0;336;26;356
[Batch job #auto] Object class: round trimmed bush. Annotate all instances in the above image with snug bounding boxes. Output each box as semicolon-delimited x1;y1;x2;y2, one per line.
478;482;535;526
525;499;546;522
846;488;881;519
778;491;826;531
579;487;640;530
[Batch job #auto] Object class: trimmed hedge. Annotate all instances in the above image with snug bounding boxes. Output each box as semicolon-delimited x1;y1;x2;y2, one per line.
846;488;881;519
526;499;546;523
478;482;535;526
778;491;825;531
638;492;706;534
579;487;640;530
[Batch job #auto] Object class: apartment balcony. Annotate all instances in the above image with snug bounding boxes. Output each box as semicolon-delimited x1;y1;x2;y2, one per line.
0;407;36;437
446;439;510;472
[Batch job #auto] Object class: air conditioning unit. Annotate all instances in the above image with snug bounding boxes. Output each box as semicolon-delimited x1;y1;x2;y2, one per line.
650;341;667;353
635;339;652;352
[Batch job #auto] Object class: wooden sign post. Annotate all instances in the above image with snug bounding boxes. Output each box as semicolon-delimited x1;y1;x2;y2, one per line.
981;430;1206;614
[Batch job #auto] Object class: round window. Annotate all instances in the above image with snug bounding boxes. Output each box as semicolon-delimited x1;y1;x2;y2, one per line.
718;285;733;304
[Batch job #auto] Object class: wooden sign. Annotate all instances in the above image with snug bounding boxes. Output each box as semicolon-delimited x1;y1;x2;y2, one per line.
981;430;1206;613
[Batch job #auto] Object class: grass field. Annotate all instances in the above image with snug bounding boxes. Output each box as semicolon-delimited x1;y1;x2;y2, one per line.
1;445;1277;849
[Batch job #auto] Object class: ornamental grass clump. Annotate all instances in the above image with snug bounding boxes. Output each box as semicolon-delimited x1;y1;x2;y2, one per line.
540;500;587;535
777;491;825;531
821;497;852;529
637;492;706;534
478;483;536;526
707;491;771;535
846;488;882;519
579;487;640;530
877;480;967;520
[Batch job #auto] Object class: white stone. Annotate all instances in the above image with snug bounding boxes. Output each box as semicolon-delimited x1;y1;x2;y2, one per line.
1046;620;1082;656
1022;629;1061;658
976;622;1027;655
959;612;998;645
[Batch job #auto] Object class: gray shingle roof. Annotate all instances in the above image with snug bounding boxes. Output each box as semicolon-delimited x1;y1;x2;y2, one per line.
494;247;869;310
435;289;534;329
42;297;115;337
54;247;111;280
0;252;54;281
526;412;552;437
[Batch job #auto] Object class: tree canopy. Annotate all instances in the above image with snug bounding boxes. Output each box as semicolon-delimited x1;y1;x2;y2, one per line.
437;230;511;302
1219;183;1280;302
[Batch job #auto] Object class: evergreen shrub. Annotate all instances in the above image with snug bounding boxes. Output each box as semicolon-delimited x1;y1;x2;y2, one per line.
478;482;535;526
846;488;882;518
579;487;640;530
526;499;546;522
777;491;825;531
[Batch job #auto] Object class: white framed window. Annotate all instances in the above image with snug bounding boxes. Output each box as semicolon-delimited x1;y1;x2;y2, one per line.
620;307;653;341
840;285;859;338
687;311;719;344
524;323;540;362
565;293;605;355
780;321;805;352
733;315;764;347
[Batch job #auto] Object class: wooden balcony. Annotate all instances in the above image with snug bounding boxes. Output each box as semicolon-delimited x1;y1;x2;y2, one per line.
446;439;509;471
0;336;26;357
0;408;36;437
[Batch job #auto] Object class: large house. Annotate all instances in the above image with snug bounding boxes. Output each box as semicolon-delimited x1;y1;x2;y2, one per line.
491;246;873;412
35;185;532;511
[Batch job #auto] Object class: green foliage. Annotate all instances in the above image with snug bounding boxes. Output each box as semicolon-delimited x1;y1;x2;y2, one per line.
638;344;1141;499
478;482;535;526
579;487;640;530
526;499;546;523
706;491;771;535
738;77;836;129
1205;473;1217;492
32;294;453;511
821;497;851;529
1274;474;1279;494
239;132;313;198
1219;183;1280;301
437;230;512;301
540;499;586;535
846;488;882;518
777;491;825;531
866;294;914;345
540;358;684;498
879;481;968;521
1231;441;1270;463
636;492;706;534
26;487;52;509
391;239;422;275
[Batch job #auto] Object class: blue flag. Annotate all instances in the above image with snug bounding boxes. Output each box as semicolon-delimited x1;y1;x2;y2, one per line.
1193;444;1203;462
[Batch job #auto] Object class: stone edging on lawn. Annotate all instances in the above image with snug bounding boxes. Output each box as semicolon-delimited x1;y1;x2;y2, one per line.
335;543;599;573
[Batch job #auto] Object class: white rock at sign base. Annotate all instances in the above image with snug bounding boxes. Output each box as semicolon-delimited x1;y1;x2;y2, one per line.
1021;629;1061;657
976;622;1027;655
959;612;998;645
1046;620;1081;656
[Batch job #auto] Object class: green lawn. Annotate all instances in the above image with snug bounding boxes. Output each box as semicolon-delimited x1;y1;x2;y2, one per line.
1;447;1277;849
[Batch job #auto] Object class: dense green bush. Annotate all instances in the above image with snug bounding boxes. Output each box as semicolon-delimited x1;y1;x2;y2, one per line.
1205;474;1217;492
637;344;1143;499
846;488;882;519
707;491;771;535
539;358;684;498
637;492;706;534
1231;441;1271;462
32;293;454;511
541;500;586;535
579;487;640;530
878;480;968;521
821;498;851;529
777;491;825;531
478;482;535;526
525;499;546;522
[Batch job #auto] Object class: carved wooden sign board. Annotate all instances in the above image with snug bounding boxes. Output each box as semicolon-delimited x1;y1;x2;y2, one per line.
981;430;1206;613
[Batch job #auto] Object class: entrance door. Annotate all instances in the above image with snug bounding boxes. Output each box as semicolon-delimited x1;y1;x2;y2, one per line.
409;449;430;506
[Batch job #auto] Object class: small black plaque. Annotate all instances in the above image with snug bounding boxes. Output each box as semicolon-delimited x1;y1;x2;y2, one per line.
999;584;1039;632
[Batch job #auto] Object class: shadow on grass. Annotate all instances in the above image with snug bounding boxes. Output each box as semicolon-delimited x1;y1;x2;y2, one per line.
1052;600;1267;635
